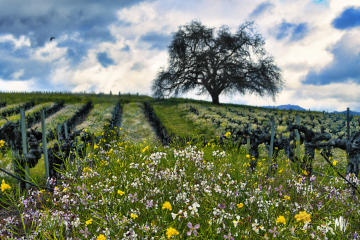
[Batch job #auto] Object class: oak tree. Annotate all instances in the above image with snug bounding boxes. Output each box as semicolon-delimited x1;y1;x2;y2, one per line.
152;21;283;104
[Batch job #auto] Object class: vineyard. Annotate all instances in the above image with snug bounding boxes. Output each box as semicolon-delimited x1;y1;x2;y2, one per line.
0;92;359;239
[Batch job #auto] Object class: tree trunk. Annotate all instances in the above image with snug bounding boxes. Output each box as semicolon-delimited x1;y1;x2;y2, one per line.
210;92;220;104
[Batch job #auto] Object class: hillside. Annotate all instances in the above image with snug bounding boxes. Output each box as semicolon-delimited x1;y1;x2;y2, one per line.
0;92;359;239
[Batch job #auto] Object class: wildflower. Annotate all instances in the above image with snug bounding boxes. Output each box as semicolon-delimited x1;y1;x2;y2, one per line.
276;216;286;225
294;211;311;223
187;222;200;236
108;148;113;155
332;160;338;166
188;202;200;216
97;234;106;240
117;190;125;196
162;201;172;211
93;144;98;149
283;195;290;201
129;192;138;202
166;227;179;239
85;219;93;225
130;213;138;219
268;227;278;238
1;179;11;192
142;146;149;153
310;175;316;182
224;232;234;240
224;132;231;137
334;216;347;232
302;170;309;176
0;139;5;148
83;167;92;173
237;203;244;209
246;154;250;159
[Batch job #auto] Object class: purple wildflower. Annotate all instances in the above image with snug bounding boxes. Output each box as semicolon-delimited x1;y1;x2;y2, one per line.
224;232;234;240
187;222;200;236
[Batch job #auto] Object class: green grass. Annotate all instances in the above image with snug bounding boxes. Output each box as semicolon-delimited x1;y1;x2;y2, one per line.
0;103;22;116
0;102;53;126
121;102;158;143
153;102;216;140
75;103;114;134
31;104;83;131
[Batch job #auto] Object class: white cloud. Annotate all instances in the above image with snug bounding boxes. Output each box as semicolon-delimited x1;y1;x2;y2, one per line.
32;41;67;62
0;78;36;92
0;34;31;49
7;0;358;111
11;69;24;80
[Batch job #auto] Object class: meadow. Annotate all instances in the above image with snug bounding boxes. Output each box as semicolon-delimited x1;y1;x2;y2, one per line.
0;92;359;239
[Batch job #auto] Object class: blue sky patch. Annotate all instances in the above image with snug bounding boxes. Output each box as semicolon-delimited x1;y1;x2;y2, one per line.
332;7;360;29
140;32;172;50
249;2;274;18
313;0;329;5
303;35;360;85
97;52;115;68
274;21;309;41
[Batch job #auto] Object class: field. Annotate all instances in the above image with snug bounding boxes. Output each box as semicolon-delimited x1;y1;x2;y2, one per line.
0;92;359;239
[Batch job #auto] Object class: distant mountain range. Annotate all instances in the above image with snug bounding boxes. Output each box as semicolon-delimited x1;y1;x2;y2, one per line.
263;104;360;116
332;110;360;116
263;104;306;111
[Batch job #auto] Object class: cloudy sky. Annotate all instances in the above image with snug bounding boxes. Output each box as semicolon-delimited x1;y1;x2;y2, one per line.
1;0;360;111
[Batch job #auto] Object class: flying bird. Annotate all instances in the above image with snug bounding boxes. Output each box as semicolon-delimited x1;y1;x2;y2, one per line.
50;37;55;41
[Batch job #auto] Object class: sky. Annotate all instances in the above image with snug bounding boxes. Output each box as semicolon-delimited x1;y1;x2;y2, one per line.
1;0;360;111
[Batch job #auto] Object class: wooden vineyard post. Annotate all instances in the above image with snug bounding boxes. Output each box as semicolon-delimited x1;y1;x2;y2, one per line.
268;117;275;161
346;107;351;161
247;125;251;154
20;108;30;189
41;109;49;180
295;115;301;171
56;124;62;141
64;122;69;139
347;107;350;141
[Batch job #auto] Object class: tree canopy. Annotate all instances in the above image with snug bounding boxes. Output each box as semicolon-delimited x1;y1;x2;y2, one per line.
152;21;283;104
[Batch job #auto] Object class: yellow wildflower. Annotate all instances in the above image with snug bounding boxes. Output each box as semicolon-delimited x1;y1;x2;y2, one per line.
276;215;286;225
1;179;11;192
85;219;93;225
224;132;231;137
108;148;113;155
166;227;179;239
97;234;106;240
332;160;338;166
283;195;291;201
142;146;149;153
302;170;308;176
117;190;125;196
162;201;172;211
0;139;5;148
246;154;250;159
94;144;99;149
294;211;311;223
83;167;92;173
237;203;244;209
130;213;138;219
